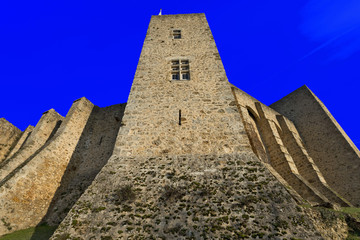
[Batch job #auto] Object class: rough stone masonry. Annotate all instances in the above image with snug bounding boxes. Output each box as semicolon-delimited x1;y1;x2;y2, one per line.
0;13;359;239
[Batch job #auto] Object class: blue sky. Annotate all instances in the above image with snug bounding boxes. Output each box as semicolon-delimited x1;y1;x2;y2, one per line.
300;0;360;61
0;0;359;148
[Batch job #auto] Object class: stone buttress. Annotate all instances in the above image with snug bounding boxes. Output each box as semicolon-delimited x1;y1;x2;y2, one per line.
0;118;22;162
0;98;94;235
271;85;360;207
0;109;63;181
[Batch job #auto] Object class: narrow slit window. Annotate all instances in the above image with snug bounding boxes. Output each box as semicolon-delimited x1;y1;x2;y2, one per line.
173;30;181;39
170;59;190;81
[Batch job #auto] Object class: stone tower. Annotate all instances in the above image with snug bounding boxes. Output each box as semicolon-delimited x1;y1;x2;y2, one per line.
49;14;339;239
114;13;249;158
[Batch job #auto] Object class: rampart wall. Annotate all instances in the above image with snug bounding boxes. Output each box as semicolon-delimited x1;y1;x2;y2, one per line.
0;118;22;163
0;109;63;181
0;97;94;235
275;115;350;206
42;103;126;226
271;85;360;206
5;125;34;160
231;86;349;206
51;152;328;239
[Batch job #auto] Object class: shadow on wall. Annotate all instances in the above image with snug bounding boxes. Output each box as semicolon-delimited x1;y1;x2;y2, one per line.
29;103;126;240
245;106;269;163
0;120;62;188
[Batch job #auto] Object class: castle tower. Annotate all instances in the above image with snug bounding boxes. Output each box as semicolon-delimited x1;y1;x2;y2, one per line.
114;13;250;157
50;14;328;239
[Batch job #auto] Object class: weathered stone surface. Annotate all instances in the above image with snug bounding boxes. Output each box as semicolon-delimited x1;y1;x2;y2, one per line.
305;207;348;240
0;118;22;163
113;13;250;158
42;103;126;226
232;86;349;207
0;98;94;235
4;125;34;160
271;85;360;207
50;13;348;239
0;13;357;239
51;153;324;239
0;109;63;181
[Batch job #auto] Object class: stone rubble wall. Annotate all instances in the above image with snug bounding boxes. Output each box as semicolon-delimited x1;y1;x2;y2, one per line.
50;13;345;240
0;118;22;163
0;109;63;181
237;104;269;162
271;85;360;207
231;86;350;207
0;12;355;239
50;13;328;239
5;125;34;160
255;102;328;205
42;103;126;226
304;207;348;240
0;97;94;235
276;115;351;207
51;152;327;239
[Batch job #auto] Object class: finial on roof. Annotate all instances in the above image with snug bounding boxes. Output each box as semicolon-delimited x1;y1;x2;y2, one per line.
159;9;162;15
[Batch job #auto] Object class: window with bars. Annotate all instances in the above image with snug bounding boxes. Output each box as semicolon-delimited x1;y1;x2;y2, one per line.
171;59;190;81
172;29;181;39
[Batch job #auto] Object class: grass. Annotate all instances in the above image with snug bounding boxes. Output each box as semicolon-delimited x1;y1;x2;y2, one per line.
298;205;360;240
347;234;360;240
342;208;360;240
0;225;57;240
320;207;360;240
341;207;360;219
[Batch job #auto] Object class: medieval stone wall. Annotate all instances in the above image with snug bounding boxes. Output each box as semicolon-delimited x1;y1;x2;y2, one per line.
50;13;346;239
42;103;126;226
0;13;357;239
5;125;34;160
0;109;63;181
0;118;22;163
231;86;350;207
51;153;325;239
0;98;94;235
271;85;360;207
276;115;350;206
